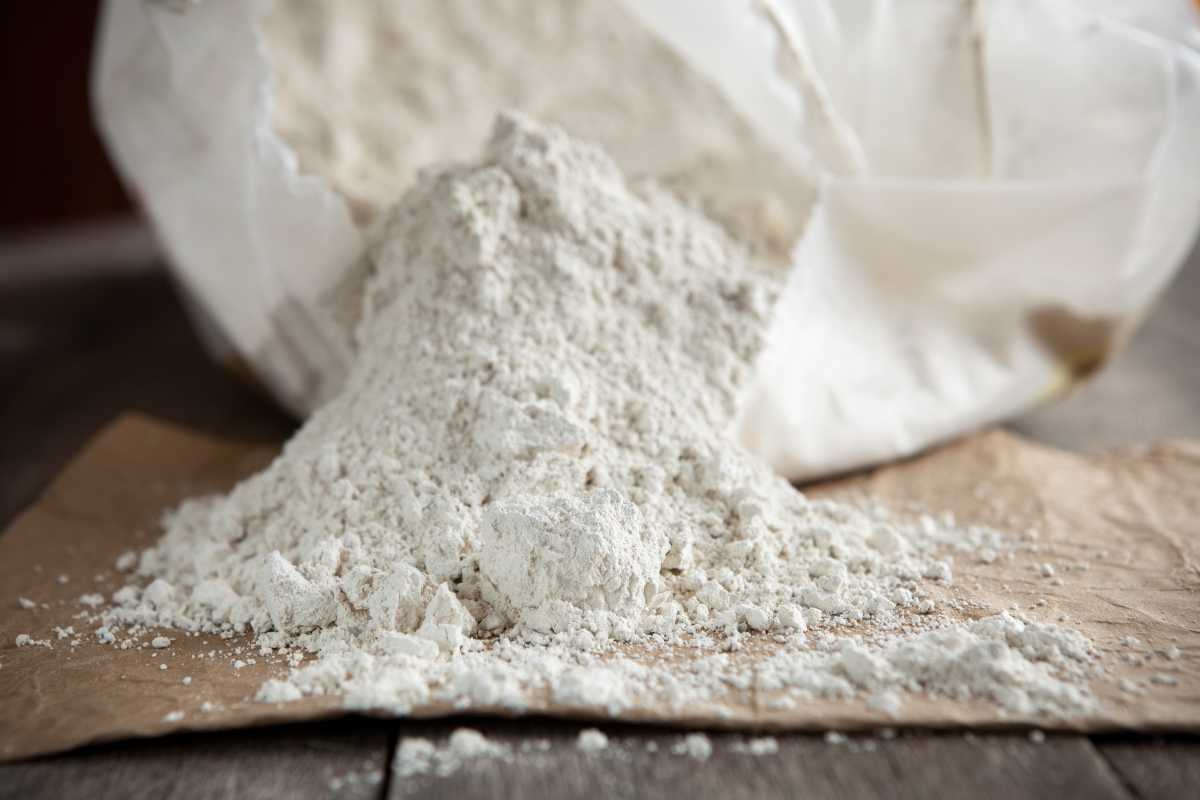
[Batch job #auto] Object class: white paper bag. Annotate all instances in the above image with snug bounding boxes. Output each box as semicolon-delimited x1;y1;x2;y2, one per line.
94;0;1200;478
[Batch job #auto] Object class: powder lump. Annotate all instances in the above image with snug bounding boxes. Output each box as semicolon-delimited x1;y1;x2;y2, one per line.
394;729;512;779
673;733;714;761
576;729;609;753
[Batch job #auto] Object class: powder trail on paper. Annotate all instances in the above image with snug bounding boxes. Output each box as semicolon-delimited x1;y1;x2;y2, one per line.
88;115;1097;720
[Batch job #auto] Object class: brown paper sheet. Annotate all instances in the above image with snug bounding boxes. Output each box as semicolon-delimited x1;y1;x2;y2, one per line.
1;414;1198;761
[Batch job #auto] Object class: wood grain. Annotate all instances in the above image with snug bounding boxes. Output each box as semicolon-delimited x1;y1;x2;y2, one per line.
0;721;391;800
384;723;1135;800
1096;738;1200;800
0;271;294;525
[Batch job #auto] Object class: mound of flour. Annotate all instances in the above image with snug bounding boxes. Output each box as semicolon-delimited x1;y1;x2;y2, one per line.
97;114;1097;719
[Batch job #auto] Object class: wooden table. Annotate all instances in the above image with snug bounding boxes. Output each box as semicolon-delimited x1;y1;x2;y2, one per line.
1;237;1197;798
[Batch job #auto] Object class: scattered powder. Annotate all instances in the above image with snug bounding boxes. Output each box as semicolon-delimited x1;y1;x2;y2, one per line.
393;729;511;778
151;636;171;649
16;597;35;610
327;766;383;793
576;728;609;753
257;679;303;704
673;733;714;761
866;691;903;718
15;634;51;649
112;586;138;606
732;737;779;756
74;116;1100;726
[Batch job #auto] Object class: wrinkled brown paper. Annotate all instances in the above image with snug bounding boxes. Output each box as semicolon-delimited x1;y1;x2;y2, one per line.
1;415;1197;761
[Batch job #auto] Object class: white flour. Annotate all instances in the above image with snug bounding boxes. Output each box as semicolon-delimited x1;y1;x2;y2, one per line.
576;729;608;753
393;729;512;779
89;114;1099;722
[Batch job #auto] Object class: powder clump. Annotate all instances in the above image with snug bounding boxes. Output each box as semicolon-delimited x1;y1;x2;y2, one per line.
479;489;666;633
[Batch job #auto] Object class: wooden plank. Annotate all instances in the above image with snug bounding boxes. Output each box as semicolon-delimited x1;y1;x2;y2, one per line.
0;271;293;526
0;721;391;800
1095;739;1200;800
384;724;1133;800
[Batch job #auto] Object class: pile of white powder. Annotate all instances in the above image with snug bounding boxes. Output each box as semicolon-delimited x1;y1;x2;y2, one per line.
87;114;1098;721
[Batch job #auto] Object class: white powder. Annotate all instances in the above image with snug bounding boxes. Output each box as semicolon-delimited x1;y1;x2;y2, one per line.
576;729;608;753
673;733;713;761
90;115;1099;723
394;729;512;779
326;767;383;794
15;634;51;649
256;679;302;704
732;737;779;756
392;727;769;780
479;490;667;632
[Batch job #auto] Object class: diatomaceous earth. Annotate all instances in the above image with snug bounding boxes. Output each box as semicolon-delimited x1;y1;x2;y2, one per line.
94;115;1097;721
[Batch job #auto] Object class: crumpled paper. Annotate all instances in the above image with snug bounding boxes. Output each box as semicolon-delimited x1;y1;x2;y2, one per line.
92;0;1200;480
1;415;1197;762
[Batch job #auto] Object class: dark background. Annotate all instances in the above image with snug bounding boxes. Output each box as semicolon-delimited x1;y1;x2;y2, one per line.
0;2;131;234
